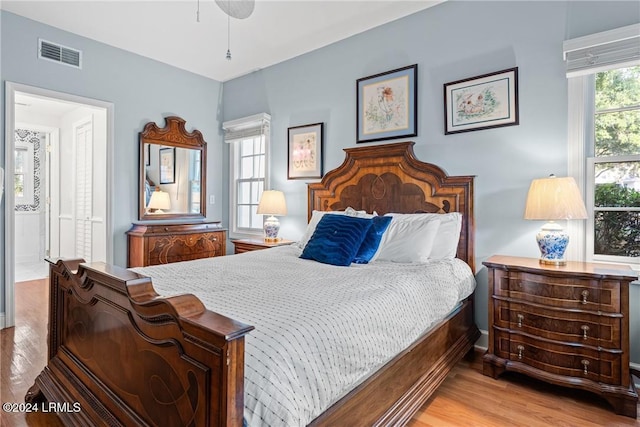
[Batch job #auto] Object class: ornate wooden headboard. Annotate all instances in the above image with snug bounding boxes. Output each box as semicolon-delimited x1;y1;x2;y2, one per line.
308;141;475;271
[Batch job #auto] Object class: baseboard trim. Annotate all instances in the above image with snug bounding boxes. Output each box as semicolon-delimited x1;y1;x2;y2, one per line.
0;313;5;329
474;329;488;351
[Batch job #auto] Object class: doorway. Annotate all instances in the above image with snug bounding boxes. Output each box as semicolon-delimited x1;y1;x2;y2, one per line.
3;82;114;328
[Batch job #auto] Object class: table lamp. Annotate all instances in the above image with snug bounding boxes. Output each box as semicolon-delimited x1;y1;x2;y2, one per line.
524;175;588;265
257;190;287;241
147;188;171;214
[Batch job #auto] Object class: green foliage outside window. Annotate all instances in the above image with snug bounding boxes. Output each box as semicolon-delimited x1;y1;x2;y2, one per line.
594;183;640;257
593;66;639;258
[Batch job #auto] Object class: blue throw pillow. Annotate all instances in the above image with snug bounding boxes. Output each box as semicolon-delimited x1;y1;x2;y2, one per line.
353;216;393;264
300;214;372;266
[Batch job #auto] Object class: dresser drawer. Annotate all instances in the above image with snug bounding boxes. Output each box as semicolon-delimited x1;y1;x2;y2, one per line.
147;232;224;265
493;300;621;349
492;270;621;313
494;331;622;385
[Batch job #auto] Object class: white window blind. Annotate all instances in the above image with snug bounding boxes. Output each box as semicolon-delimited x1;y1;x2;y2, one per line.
563;23;640;77
223;113;271;143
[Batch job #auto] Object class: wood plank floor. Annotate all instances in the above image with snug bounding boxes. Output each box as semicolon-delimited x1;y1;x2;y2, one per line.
1;279;638;426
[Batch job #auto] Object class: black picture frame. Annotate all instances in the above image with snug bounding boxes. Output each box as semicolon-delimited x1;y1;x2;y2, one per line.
356;64;418;143
444;67;519;134
159;147;175;184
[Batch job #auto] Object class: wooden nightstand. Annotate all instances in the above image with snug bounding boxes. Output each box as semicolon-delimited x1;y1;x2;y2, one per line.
482;255;638;418
232;238;295;254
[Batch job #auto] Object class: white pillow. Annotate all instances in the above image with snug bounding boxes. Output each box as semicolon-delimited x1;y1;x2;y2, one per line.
374;217;441;263
297;207;372;249
382;212;462;260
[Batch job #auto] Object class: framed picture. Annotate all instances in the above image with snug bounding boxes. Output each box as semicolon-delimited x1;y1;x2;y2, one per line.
159;147;175;184
288;122;323;180
357;64;417;143
444;67;519;134
145;143;150;166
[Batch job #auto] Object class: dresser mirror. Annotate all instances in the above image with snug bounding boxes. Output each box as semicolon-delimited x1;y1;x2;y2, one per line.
139;116;207;221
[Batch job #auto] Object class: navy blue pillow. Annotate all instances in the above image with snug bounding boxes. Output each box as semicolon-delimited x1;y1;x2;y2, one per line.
300;214;373;266
353;216;393;264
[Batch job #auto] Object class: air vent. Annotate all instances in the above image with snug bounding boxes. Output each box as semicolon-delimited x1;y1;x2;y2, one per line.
38;39;82;69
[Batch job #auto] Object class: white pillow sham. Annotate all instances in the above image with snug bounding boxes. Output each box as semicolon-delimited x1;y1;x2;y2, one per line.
297;207;373;249
382;212;462;260
374;217;441;263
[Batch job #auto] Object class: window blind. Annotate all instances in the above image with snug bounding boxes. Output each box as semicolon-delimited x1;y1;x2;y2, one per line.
563;23;640;77
222;113;271;143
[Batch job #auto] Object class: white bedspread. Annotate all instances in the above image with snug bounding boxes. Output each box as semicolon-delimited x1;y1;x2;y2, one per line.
131;245;475;427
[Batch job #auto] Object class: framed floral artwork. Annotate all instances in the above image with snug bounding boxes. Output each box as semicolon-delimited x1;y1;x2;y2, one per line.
444;67;519;134
357;64;418;143
288;122;323;179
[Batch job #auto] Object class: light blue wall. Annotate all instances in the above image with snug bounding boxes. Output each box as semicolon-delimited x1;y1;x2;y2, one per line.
0;11;224;314
222;1;640;363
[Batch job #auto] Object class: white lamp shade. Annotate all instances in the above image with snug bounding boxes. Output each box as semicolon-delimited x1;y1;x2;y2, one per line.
257;190;287;216
524;176;587;220
147;190;171;211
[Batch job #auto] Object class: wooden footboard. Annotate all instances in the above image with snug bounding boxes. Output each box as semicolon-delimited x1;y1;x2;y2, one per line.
26;258;253;427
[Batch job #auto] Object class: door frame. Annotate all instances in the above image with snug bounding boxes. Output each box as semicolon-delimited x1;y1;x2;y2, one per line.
3;81;115;328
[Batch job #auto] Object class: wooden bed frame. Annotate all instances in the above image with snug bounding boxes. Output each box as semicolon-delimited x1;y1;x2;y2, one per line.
27;141;479;426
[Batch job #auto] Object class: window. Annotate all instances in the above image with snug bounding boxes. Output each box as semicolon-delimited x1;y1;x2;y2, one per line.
189;150;201;214
224;113;271;236
565;24;640;266
14;142;34;205
587;66;640;263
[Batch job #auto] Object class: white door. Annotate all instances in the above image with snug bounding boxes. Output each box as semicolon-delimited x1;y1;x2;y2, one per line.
74;120;93;262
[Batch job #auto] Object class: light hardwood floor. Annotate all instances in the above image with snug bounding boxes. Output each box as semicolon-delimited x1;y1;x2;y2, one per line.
1;279;638;427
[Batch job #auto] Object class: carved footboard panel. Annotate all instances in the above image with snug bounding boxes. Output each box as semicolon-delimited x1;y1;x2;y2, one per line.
27;259;253;427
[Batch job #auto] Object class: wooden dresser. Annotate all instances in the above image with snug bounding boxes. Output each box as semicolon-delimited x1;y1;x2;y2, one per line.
127;222;226;267
483;255;638;418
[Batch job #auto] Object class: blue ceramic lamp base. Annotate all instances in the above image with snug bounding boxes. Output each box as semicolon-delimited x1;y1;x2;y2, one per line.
536;221;569;266
263;215;281;242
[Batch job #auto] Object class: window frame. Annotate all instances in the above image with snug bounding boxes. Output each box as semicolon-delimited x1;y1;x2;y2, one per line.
224;113;271;238
565;24;640;268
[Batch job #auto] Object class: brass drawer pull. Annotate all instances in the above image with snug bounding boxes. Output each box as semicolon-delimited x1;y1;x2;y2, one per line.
581;359;590;375
517;314;524;328
581;290;589;304
581;325;590;340
517;345;524;360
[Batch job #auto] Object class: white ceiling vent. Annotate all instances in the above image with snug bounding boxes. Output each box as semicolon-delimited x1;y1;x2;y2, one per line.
38;39;82;69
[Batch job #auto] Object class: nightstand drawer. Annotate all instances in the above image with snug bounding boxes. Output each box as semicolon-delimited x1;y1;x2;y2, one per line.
494;331;622;385
494;300;620;348
492;270;621;313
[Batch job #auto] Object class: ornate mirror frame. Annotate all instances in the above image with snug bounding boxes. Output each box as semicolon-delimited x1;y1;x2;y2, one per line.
139;116;207;221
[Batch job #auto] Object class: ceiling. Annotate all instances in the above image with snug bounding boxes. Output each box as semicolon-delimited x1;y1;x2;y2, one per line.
1;1;443;82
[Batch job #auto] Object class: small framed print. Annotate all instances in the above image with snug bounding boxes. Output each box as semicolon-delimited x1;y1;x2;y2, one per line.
444;67;519;134
159;147;175;184
357;64;417;143
145;143;151;166
287;123;323;180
